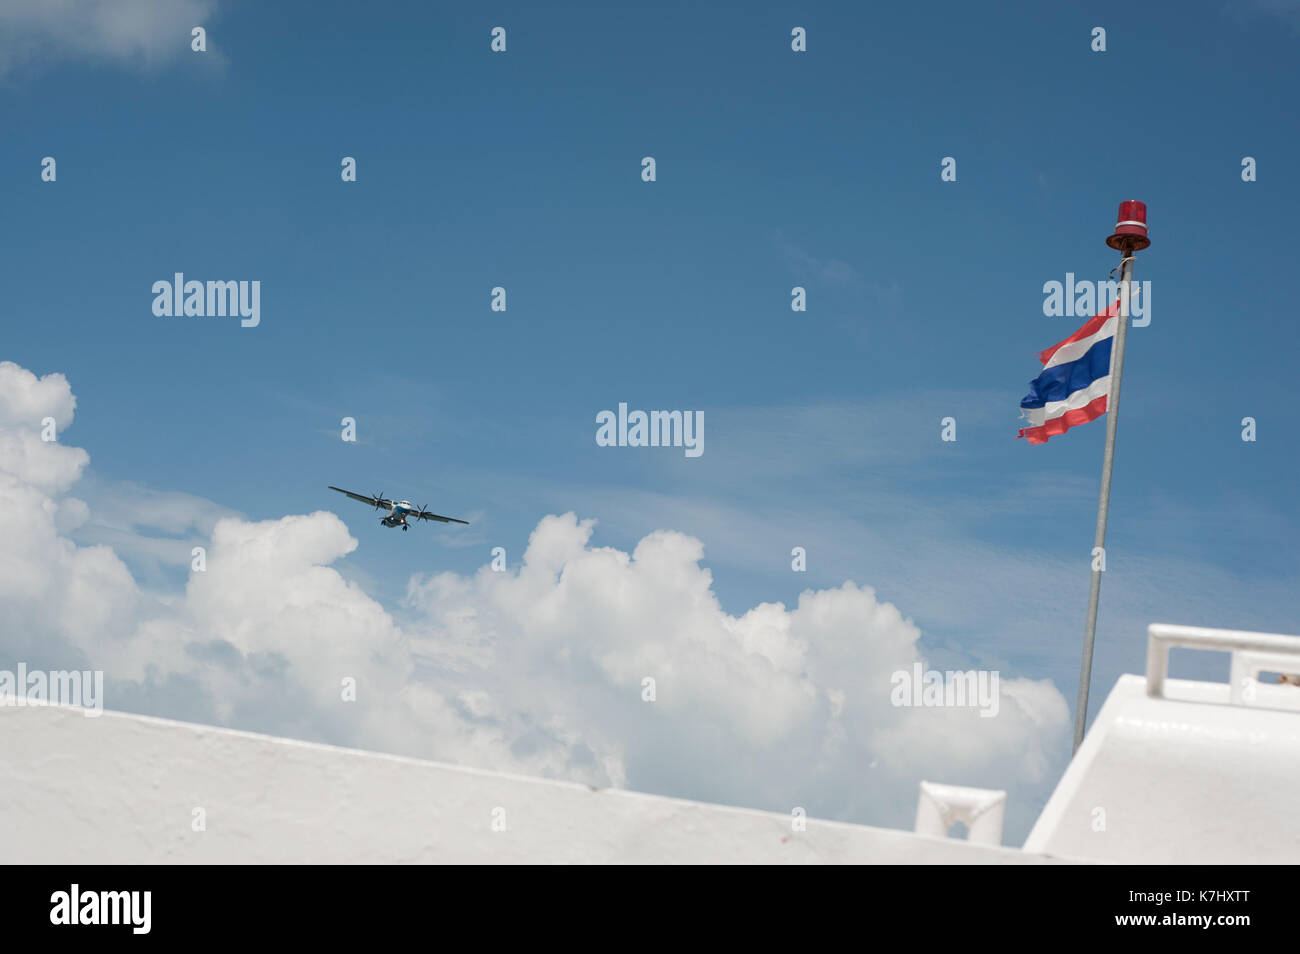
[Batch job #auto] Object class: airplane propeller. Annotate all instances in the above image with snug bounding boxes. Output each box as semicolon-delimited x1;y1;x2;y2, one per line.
373;491;385;510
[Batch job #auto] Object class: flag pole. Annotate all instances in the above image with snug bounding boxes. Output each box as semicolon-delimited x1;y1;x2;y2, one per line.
1072;201;1150;754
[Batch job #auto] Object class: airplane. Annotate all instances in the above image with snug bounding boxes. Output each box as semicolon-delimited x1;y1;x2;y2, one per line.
327;486;469;532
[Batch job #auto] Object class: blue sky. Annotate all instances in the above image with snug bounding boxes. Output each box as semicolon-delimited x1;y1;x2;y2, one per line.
4;0;1299;838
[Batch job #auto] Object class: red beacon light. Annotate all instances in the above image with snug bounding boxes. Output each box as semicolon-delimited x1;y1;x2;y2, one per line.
1106;199;1150;252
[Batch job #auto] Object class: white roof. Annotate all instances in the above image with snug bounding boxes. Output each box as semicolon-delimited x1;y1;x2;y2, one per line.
0;700;1060;864
1025;624;1300;863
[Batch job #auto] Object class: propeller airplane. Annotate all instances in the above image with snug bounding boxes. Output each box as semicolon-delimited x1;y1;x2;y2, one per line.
327;486;469;532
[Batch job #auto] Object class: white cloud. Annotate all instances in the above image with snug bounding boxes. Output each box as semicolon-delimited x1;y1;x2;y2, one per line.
0;0;218;76
0;361;1072;839
85;481;237;535
0;361;77;428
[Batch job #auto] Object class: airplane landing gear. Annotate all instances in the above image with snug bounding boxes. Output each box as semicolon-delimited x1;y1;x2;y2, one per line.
402;524;409;532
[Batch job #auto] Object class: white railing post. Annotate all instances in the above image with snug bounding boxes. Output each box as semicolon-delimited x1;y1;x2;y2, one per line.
913;781;1006;846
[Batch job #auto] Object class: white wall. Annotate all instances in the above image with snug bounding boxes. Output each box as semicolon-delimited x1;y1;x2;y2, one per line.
1024;675;1300;864
0;702;1062;864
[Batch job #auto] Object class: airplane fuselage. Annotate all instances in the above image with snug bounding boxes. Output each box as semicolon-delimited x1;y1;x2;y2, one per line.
381;500;416;530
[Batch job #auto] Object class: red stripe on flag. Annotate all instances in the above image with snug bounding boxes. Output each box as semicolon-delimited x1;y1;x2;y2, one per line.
1036;300;1122;367
1017;394;1108;444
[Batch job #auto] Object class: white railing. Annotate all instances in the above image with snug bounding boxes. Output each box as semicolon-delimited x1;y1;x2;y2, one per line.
1146;623;1300;702
913;781;1006;846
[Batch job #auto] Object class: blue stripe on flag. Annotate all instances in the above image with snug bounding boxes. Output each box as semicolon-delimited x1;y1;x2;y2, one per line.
1019;337;1112;409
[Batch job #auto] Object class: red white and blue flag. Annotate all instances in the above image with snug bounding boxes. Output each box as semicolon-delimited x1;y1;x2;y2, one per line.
1018;298;1125;444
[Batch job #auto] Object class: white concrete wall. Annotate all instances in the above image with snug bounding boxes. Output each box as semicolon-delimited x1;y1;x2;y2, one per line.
1025;675;1300;864
0;702;1064;864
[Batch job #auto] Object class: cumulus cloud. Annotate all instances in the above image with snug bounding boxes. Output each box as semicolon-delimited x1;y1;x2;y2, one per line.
0;0;218;77
0;360;1071;838
405;518;1069;829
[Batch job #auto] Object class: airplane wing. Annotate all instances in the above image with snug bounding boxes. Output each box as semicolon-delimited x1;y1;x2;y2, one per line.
415;509;469;525
328;486;390;509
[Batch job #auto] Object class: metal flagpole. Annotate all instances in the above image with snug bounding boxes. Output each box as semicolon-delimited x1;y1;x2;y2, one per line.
1072;201;1150;754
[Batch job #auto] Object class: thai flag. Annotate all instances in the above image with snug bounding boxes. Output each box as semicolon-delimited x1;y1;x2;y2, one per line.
1018;296;1130;444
